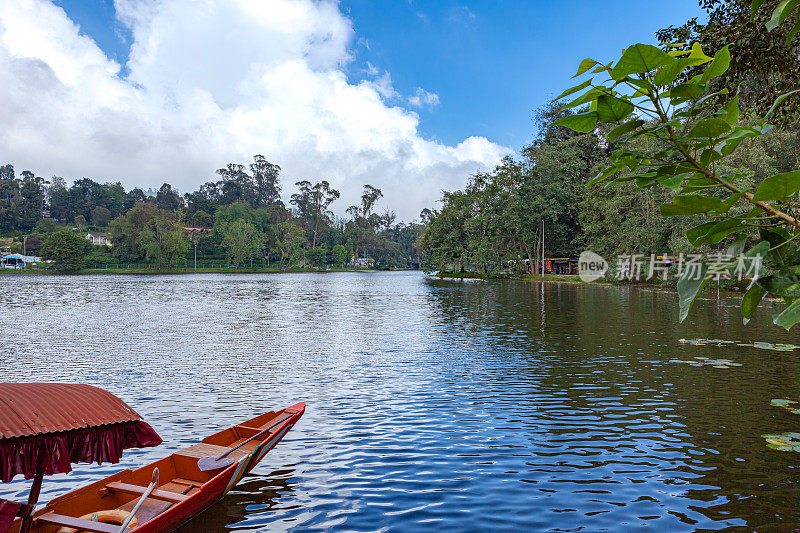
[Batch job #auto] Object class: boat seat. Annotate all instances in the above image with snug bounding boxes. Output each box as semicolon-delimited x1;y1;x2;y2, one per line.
35;512;131;533
104;482;189;504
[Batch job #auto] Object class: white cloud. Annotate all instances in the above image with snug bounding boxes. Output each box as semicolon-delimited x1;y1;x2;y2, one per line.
408;87;440;108
447;5;476;26
0;0;509;220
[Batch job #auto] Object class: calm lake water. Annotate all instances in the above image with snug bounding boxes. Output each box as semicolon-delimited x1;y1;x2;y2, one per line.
2;271;800;531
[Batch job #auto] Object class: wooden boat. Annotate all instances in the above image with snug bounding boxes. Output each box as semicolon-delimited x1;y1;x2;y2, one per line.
0;384;304;533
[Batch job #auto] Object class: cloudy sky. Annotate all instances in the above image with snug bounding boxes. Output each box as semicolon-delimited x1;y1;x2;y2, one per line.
0;0;702;220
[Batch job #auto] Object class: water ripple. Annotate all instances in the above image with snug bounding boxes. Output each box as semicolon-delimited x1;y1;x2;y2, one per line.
1;272;799;531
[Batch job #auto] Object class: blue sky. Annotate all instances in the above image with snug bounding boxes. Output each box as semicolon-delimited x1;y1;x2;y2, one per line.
4;0;706;218
55;0;705;151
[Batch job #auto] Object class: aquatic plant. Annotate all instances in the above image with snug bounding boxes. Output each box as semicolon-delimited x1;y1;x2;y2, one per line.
669;356;742;368
771;399;800;414
762;432;800;452
677;338;800;351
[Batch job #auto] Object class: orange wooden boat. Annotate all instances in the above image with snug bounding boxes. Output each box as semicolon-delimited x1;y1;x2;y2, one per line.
0;384;304;533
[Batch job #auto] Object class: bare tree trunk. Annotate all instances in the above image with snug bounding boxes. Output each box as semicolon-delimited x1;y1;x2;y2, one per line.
521;237;534;276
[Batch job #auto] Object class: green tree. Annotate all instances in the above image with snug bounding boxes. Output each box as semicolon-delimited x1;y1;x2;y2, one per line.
275;220;306;270
140;216;188;268
291;180;340;248
41;231;91;272
221;219;264;268
109;202;187;266
346;184;384;261
554;0;800;328
305;246;327;267
250;155;282;207
155;183;183;212
91;206;112;227
191;210;213;228
333;244;348;268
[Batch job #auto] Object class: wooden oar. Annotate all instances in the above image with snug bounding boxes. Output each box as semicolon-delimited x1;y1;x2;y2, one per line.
118;468;159;532
197;415;291;471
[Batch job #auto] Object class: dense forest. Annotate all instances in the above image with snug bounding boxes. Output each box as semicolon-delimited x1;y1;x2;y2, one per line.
421;0;800;276
0;156;425;270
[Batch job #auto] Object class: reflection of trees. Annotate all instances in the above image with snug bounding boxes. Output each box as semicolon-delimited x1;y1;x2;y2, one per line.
175;468;298;532
423;278;800;528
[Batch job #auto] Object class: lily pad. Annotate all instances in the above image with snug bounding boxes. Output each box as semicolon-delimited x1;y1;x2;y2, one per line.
763;432;800;452
678;338;736;346
670;357;741;369
678;338;800;351
770;398;800;414
737;342;800;352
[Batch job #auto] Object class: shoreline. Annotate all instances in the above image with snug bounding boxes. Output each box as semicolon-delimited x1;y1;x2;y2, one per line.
0;267;419;276
431;271;751;292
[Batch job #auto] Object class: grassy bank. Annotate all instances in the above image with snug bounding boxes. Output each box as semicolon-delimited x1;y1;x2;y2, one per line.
433;270;585;283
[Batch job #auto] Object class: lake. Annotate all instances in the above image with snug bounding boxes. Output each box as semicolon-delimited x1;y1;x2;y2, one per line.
1;271;799;531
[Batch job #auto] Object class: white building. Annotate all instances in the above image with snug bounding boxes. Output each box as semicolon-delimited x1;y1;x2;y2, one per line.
86;232;111;246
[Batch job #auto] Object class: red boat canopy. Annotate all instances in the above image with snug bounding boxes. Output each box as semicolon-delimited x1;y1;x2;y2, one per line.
0;383;162;483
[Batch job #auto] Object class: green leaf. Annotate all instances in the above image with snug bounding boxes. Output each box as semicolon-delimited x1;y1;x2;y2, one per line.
588;163;622;186
573;58;598;78
686;219;745;246
760;89;800;123
562;87;604;109
746;240;771;271
554;112;599;133
661;195;725;216
752;170;800;201
767;0;800;31
596;95;634;123
720;96;740;125
653;58;696;86
657;173;688;190
678;263;710;322
742;284;767;323
758;268;800;298
607;119;645;141
774;299;800;330
687;42;713;64
610;44;674;80
677;175;717;193
700;46;731;84
712;192;744;215
591;62;613;74
760;228;796;268
688;118;732;139
717;125;763;155
670;80;704;101
553;79;594;102
787;17;800;41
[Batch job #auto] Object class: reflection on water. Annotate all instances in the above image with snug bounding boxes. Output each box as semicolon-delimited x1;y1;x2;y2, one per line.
1;272;799;531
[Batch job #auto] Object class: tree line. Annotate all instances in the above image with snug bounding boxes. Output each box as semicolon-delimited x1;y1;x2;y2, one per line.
422;0;800;280
0;155;425;271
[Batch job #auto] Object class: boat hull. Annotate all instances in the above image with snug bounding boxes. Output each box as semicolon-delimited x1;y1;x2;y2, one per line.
10;402;305;533
133;415;300;533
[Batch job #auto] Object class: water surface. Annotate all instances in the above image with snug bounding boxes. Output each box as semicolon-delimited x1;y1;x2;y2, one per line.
2;272;799;531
